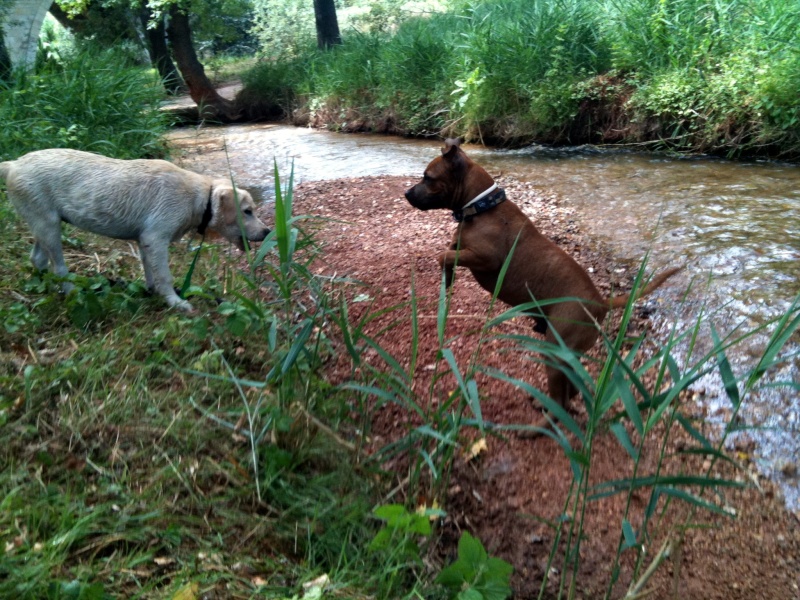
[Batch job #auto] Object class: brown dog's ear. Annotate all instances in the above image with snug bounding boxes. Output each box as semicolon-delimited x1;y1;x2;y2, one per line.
442;138;462;160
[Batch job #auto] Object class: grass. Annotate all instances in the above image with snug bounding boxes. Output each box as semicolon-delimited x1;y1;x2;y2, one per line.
0;42;170;161
0;172;393;598
242;0;800;157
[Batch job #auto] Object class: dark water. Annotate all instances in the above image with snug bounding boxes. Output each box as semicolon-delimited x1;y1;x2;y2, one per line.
168;124;800;511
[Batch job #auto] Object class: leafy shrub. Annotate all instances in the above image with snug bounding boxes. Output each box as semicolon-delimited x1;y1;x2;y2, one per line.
437;531;513;600
0;42;169;161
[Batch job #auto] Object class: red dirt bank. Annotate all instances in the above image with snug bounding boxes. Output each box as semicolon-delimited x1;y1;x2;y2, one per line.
288;175;800;599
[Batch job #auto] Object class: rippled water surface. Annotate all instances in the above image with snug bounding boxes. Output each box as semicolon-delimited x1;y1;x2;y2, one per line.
169;124;800;510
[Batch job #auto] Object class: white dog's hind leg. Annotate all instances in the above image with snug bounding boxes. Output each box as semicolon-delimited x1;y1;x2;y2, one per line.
29;223;74;294
139;235;193;312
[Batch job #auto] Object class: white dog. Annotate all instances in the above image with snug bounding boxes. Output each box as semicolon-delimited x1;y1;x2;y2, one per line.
0;148;270;312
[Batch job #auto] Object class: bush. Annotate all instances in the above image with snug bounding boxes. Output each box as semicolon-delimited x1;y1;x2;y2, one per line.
0;42;169;161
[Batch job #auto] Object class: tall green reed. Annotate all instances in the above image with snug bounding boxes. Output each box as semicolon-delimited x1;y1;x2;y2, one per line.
240;0;800;154
338;225;798;596
479;261;800;598
451;0;610;137
187;161;330;497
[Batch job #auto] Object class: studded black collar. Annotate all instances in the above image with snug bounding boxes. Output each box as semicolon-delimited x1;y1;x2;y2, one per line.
452;187;507;222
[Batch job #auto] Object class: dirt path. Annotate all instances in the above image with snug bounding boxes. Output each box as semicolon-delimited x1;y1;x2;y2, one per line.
287;175;799;599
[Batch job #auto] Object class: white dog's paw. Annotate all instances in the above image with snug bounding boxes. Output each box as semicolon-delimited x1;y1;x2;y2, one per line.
174;300;195;313
165;295;194;313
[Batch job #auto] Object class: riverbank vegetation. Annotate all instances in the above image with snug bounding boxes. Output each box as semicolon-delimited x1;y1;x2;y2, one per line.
243;0;800;159
1;21;800;600
0;40;169;161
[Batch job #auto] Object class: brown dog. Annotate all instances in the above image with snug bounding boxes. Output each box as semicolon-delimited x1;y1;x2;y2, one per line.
405;139;680;406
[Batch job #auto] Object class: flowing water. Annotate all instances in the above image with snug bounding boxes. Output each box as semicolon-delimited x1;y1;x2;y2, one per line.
169;123;800;511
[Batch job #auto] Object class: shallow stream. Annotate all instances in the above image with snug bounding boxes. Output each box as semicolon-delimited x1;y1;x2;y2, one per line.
169;124;800;512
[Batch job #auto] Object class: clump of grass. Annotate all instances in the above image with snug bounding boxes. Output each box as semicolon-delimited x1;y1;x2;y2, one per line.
0;41;170;161
0;164;400;598
472;269;798;598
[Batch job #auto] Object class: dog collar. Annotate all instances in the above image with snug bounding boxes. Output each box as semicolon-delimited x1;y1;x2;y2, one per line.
452;184;506;222
197;187;213;235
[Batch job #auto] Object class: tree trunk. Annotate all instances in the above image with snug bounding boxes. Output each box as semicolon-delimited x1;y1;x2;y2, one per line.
0;32;11;80
140;7;184;95
166;5;238;120
313;0;341;50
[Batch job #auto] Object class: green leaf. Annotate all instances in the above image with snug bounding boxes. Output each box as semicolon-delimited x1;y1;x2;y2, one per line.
485;556;514;581
614;366;643;436
711;327;740;410
458;531;488;570
373;504;407;522
478;578;512;600
610;422;638;460
369;527;392;551
437;561;472;588
659;486;736;517
438;267;450;346
621;518;637;549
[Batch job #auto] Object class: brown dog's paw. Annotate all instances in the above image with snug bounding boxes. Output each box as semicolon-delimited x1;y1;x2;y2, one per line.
444;266;455;288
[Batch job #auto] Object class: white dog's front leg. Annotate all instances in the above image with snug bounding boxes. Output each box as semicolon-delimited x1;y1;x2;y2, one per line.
138;245;155;290
139;236;193;312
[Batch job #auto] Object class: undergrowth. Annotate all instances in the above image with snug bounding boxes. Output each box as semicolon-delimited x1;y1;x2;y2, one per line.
0;41;170;162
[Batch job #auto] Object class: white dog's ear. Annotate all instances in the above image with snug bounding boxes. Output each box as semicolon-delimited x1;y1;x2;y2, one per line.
216;188;238;225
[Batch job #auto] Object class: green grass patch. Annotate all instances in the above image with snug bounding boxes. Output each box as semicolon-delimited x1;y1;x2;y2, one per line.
0;41;170;161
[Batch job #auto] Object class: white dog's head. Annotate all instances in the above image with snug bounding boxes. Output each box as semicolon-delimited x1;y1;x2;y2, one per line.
208;183;270;250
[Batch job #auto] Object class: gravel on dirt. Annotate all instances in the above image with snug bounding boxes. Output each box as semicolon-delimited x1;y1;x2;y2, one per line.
282;174;800;600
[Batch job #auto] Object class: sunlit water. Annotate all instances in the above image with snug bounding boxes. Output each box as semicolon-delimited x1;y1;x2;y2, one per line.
168;124;800;511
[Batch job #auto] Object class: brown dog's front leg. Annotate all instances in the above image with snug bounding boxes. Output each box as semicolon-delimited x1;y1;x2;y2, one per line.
440;247;498;273
438;250;457;287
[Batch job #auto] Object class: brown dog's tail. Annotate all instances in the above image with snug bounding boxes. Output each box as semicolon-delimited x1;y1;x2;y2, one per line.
608;266;683;309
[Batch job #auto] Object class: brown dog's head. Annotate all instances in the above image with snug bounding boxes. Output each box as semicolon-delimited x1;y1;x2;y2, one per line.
209;183;271;250
405;138;495;212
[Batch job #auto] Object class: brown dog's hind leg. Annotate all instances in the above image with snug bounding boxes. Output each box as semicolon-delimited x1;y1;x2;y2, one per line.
517;364;579;440
546;364;578;408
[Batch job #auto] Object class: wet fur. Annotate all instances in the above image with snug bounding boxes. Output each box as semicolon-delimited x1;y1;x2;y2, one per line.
405;139;681;406
0;148;270;312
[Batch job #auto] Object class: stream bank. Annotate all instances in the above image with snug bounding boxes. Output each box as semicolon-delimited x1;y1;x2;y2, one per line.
168;123;800;514
289;174;799;599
